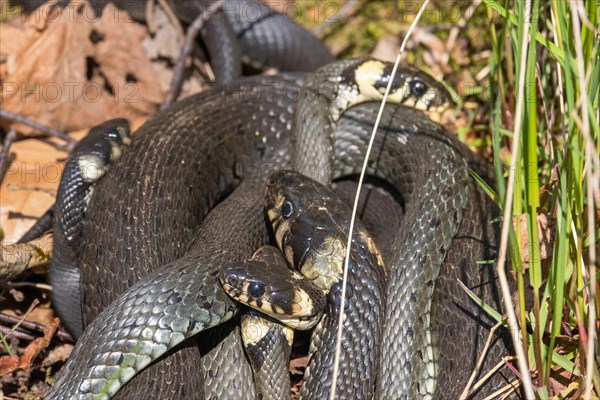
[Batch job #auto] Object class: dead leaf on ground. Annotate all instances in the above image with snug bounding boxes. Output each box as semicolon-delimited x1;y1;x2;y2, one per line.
141;3;205;98
41;342;73;367
0;0;163;134
0;317;59;375
289;355;308;375
513;213;554;271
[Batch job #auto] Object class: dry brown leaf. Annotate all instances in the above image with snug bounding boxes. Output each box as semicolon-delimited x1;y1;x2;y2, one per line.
27;302;56;326
513;213;554;270
289;355;308;375
141;4;182;62
41;343;73;367
141;4;205;98
0;1;162;134
92;3;163;114
0;317;59;375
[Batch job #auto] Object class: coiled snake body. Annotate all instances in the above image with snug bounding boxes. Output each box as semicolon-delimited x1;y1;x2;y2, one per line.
47;59;513;399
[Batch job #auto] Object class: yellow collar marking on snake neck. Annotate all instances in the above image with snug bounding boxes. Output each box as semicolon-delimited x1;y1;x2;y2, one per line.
241;314;271;346
353;60;391;102
353;59;451;115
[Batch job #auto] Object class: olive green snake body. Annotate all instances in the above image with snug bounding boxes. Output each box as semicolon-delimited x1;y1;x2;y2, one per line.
46;59;515;399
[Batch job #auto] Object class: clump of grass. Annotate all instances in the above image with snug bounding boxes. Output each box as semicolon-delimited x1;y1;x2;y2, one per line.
483;0;599;397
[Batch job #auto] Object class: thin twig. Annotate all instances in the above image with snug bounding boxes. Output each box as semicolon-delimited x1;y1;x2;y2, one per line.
494;0;536;396
0;325;35;342
144;0;157;33
17;205;55;244
0;109;74;148
161;0;224;108
0;127;17;183
8;282;53;291
468;356;519;398
328;1;431;399
460;320;506;399
6;183;57;196
0;312;73;343
3;300;39;341
481;378;522;400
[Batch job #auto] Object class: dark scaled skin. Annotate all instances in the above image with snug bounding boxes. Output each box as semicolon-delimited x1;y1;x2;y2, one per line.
240;309;293;400
50;118;131;338
49;75;305;400
47;60;515;399
332;104;516;399
265;170;387;400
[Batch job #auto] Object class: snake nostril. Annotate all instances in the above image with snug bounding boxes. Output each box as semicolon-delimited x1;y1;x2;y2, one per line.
221;272;236;288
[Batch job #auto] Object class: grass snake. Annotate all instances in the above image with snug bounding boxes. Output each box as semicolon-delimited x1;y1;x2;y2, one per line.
46;58;514;399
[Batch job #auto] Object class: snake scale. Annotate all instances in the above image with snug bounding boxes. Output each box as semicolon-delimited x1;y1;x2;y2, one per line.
7;2;516;398
44;58;395;398
46;56;517;399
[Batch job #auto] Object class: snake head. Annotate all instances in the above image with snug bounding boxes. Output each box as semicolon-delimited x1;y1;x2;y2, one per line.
265;170;350;292
333;58;455;119
219;245;325;330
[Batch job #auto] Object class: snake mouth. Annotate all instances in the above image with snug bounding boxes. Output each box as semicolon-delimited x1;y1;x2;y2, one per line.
220;241;327;332
221;281;322;330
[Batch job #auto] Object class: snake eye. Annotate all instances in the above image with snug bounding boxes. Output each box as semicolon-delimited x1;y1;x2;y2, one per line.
281;201;293;218
409;79;427;98
248;282;265;298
